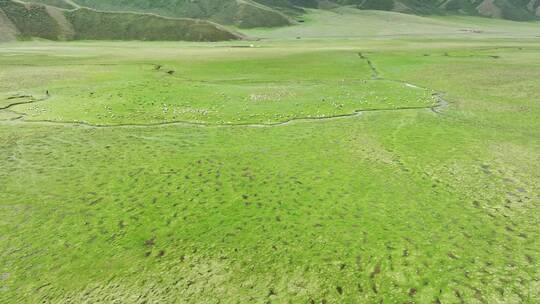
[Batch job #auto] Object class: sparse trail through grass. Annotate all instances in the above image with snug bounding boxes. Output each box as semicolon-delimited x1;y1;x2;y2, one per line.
358;52;379;79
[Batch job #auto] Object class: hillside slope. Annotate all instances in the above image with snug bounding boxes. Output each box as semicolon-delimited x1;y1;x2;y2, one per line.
259;0;540;20
35;0;537;21
244;7;540;39
386;0;540;20
2;0;537;42
65;8;243;41
35;0;294;28
0;5;19;41
0;0;243;41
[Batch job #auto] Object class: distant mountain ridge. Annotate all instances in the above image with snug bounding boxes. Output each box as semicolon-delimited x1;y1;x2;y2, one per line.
26;0;540;22
0;0;244;41
266;0;539;20
0;0;538;42
27;0;295;28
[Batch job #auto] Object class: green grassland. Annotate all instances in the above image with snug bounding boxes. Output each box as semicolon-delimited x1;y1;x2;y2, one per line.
2;49;435;125
1;9;540;304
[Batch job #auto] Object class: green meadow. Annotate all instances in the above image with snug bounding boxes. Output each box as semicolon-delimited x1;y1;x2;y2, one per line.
1;10;539;304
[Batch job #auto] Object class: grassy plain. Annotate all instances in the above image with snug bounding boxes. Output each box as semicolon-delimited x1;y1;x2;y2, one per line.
0;10;539;304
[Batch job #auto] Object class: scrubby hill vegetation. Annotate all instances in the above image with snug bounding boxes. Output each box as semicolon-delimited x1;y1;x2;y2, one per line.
388;0;540;20
0;0;62;40
0;0;243;41
0;4;19;41
52;0;294;28
267;0;540;20
65;8;242;41
30;0;538;21
27;0;75;9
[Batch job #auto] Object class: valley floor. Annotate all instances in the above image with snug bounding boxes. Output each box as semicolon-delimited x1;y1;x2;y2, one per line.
0;12;539;304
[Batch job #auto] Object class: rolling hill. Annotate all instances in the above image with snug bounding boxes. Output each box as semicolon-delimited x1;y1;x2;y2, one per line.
26;0;295;28
25;0;540;22
0;0;538;41
266;0;540;20
0;0;244;41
